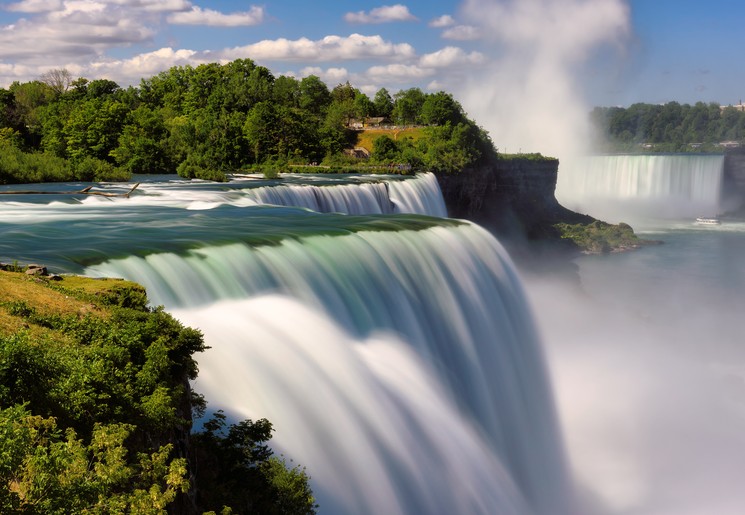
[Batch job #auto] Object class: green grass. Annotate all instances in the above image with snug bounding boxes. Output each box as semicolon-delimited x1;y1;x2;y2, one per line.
355;127;426;152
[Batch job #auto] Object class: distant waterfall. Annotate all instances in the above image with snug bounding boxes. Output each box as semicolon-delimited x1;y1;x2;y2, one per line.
87;223;573;515
557;154;725;221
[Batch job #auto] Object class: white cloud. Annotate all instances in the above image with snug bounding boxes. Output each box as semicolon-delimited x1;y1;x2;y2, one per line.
0;8;154;64
442;25;481;40
298;66;350;84
5;0;62;13
344;4;417;24
221;34;415;62
89;47;202;83
167;5;265;27
429;15;455;28
365;63;433;84
108;0;193;12
419;47;485;68
427;80;444;90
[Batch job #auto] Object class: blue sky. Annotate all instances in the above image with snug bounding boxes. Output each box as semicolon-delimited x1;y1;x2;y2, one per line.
0;0;741;107
0;0;743;154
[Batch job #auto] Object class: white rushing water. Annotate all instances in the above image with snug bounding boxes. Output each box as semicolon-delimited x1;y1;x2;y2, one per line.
557;154;725;223
86;223;574;515
1;172;574;513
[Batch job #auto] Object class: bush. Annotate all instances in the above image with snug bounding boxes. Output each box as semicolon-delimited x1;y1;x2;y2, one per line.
72;156;131;182
177;160;228;182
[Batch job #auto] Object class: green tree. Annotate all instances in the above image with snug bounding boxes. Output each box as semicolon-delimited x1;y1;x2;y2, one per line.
392;88;425;126
372;88;394;118
353;91;373;120
371;135;399;162
298;75;331;116
63;98;127;162
274;75;301;107
192;411;317;514
420;91;465;126
111;105;172;174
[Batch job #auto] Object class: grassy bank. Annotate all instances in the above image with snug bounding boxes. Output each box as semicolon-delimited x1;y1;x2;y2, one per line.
0;264;316;513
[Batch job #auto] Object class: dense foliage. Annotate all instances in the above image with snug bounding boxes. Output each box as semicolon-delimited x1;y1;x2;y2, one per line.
0;270;315;513
590;102;745;152
0;60;494;184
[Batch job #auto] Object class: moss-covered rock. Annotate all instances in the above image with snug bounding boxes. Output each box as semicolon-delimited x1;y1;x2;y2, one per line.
554;221;658;254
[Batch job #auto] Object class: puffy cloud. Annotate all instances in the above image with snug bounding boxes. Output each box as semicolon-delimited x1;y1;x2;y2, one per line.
167;5;265;26
89;47;203;83
0;0;477;95
365;63;434;84
298;66;350;83
426;79;444;91
419;47;485;68
0;10;153;63
344;4;417;24
107;0;193;12
221;34;415;62
5;0;62;13
442;25;481;40
429;14;455;28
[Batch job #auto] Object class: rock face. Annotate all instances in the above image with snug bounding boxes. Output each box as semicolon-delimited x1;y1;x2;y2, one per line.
437;156;592;248
723;150;745;212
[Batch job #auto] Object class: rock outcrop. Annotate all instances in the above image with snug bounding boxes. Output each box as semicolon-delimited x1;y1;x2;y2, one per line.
723;149;745;213
437;155;593;252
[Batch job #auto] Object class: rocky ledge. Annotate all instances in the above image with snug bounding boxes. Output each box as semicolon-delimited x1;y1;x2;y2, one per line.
436;154;654;257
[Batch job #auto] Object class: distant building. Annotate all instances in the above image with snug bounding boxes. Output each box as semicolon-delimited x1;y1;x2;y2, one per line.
721;101;745;112
365;117;390;128
718;140;741;149
344;147;371;159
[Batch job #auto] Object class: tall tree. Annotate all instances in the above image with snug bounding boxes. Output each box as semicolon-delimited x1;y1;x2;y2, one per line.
372;88;393;118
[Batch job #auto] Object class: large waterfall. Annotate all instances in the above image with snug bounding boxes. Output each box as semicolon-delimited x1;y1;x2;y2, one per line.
557;154;725;222
0;173;572;514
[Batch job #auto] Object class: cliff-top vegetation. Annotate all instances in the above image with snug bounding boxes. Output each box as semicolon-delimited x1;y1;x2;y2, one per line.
0;60;495;184
591;101;745;153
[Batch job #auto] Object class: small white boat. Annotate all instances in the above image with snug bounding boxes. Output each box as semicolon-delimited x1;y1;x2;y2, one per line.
695;217;720;225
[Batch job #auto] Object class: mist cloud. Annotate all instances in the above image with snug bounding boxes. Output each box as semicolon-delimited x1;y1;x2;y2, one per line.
456;0;630;159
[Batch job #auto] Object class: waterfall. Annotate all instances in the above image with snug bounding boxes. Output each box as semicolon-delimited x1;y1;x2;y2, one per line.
1;173;573;514
557;154;725;221
242;181;395;214
387;172;448;217
241;172;447;217
86;223;573;515
126;173;447;217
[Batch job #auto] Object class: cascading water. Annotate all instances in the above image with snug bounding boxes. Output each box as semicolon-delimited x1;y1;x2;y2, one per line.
238;172;448;216
556;154;725;222
0;173;572;514
116;172;446;216
87;224;573;515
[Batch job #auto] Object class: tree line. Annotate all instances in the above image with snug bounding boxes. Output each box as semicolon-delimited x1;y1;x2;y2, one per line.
590;101;745;153
0;59;494;183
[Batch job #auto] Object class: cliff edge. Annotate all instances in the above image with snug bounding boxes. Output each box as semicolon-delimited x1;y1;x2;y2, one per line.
437;154;592;251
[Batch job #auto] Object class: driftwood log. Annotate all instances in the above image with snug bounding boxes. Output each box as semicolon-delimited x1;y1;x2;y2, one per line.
0;183;140;198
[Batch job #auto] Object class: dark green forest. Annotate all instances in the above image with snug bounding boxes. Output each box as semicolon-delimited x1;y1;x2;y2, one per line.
590;101;745;153
0;60;493;184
